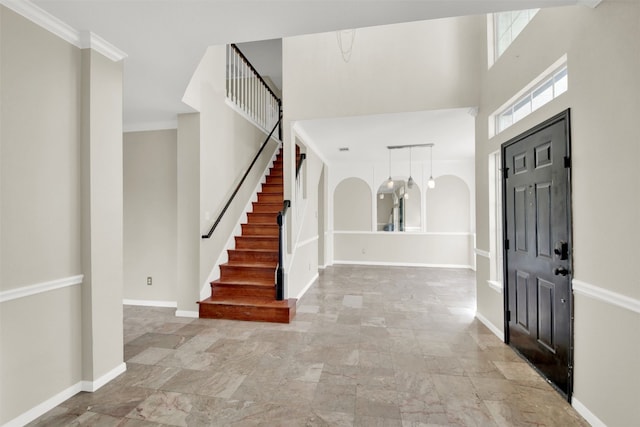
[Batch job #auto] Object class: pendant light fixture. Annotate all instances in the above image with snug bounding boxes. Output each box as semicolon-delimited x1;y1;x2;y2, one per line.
407;146;415;189
386;149;394;189
427;144;436;189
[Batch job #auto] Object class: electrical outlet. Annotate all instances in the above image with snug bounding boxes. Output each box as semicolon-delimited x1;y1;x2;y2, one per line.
147;276;152;286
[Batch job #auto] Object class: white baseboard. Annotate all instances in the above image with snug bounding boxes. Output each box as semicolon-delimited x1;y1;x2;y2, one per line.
295;272;319;300
175;310;199;318
122;299;177;308
3;362;126;427
81;362;127;392
3;382;82;427
333;260;473;269
475;311;505;342
572;397;607;427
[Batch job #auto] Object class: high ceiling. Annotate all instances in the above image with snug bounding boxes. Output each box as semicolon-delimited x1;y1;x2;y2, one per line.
295;108;477;164
29;0;580;131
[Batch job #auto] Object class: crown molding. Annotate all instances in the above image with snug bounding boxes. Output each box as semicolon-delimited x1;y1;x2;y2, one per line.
0;0;126;61
80;31;128;62
577;0;602;8
124;120;178;133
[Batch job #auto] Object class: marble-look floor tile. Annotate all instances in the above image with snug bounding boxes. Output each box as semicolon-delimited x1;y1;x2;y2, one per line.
127;347;175;365
392;352;428;374
126;333;193;350
231;377;317;405
31;265;587;427
126;391;210;426
60;386;155;419
312;383;357;414
319;363;360;386
484;399;589;427
459;357;505;379
111;363;181;390
493;361;549;383
355;385;401;419
355;415;403;426
398;390;448;426
159;368;246;399
443;398;497;427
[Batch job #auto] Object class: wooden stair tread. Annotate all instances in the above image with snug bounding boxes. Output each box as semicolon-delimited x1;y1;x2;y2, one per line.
212;278;274;287
224;261;277;268
200;296;294;308
236;235;278;240
230;248;278;254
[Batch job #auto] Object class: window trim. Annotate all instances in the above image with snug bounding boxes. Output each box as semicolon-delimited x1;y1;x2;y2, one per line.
490;55;568;137
488;150;503;292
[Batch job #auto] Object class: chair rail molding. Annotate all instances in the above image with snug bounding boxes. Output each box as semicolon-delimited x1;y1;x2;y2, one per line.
0;275;83;303
572;278;640;314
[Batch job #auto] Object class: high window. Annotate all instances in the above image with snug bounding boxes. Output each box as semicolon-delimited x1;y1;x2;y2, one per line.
491;56;568;136
494;9;539;59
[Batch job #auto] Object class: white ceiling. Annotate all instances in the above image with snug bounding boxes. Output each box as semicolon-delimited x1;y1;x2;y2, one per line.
295;108;477;164
30;0;579;132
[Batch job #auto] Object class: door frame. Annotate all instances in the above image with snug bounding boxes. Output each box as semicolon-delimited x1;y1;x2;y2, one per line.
500;109;574;400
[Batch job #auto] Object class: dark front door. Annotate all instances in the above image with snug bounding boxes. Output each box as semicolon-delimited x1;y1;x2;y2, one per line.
502;110;573;399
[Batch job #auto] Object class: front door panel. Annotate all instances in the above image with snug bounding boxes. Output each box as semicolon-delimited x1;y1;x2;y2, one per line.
503;110;572;399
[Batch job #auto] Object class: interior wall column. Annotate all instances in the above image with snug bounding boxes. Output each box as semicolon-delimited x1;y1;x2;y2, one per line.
80;48;125;385
176;113;201;315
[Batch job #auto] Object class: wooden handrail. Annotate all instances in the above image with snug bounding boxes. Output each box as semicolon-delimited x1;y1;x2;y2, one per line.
202;117;281;239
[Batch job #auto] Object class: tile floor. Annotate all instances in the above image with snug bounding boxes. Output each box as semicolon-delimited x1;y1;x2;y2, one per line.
29;265;588;426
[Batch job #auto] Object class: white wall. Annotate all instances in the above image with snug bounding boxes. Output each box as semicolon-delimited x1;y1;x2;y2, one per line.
286;141;325;299
1;7;81;290
282;17;481;271
0;8;83;423
123;129;177;303
176;113;201;315
1;6;125;425
283;15;484;121
334;177;372;231
79;45;124;396
327;160;475;268
475;3;640;426
426;175;471;232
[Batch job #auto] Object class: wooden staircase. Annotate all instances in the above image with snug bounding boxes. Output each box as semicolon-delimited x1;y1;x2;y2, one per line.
198;149;296;323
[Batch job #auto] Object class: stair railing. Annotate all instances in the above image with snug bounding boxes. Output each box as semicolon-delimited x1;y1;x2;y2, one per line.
202;117;281;239
227;44;281;132
275;152;307;300
276;200;291;300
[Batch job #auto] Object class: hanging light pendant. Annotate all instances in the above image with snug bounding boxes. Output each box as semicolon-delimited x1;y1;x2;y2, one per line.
407;146;415;189
427;144;436;189
386;149;394;189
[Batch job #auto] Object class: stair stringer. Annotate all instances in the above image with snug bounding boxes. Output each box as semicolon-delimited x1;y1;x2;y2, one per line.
199;142;281;301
